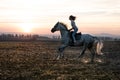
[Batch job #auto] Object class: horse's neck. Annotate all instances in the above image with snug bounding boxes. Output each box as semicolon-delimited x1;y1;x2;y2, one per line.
60;28;69;42
60;29;69;38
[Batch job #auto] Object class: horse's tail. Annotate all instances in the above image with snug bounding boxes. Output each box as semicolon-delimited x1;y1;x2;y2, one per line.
94;38;104;55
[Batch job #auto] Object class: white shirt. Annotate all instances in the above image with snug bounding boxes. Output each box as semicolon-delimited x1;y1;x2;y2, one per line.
71;20;78;30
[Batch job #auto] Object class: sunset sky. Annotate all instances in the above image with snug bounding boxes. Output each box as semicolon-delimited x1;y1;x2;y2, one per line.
0;0;120;35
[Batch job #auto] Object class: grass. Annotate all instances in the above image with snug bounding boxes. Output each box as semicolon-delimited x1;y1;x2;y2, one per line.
0;41;120;80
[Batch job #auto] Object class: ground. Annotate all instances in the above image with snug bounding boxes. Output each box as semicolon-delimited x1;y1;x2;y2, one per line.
0;41;120;80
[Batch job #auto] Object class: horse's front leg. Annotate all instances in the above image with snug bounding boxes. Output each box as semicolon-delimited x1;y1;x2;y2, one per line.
78;43;88;59
56;44;67;60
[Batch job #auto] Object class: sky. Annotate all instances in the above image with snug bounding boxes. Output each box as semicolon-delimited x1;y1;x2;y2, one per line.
0;0;120;35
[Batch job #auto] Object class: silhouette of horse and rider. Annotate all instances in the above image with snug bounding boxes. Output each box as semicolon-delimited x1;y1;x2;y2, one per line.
51;15;103;62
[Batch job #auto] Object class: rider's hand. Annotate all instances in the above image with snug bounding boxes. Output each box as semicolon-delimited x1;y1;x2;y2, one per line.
69;28;72;31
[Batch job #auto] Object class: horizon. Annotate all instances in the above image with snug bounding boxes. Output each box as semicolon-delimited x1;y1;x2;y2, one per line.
0;32;120;39
0;0;120;35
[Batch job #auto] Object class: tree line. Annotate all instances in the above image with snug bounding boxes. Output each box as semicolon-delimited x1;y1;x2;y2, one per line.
0;33;119;41
0;34;39;41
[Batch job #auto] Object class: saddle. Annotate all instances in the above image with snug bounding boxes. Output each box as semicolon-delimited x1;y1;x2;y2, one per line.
69;31;82;45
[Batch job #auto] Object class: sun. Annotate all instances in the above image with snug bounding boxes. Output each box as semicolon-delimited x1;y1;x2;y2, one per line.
22;26;32;33
23;27;31;33
18;23;34;33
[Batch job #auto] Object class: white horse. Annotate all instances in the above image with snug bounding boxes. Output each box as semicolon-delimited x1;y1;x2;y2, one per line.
51;22;103;62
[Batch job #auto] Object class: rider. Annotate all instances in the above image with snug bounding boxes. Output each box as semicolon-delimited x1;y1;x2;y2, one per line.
69;15;78;44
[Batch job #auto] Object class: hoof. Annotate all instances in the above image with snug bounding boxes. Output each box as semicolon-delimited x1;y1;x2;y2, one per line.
56;58;60;60
56;56;60;60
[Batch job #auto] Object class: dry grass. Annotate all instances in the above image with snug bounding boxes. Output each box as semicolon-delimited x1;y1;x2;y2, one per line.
0;41;120;80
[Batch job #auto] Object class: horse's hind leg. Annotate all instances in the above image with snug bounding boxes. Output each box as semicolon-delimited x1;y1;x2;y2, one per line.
89;48;95;63
78;43;87;59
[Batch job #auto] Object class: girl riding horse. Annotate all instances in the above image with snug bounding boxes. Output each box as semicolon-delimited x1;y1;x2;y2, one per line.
69;15;78;44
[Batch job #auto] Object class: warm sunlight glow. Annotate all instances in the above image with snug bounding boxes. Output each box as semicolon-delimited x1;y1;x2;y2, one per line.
23;28;31;33
18;23;34;33
0;0;120;35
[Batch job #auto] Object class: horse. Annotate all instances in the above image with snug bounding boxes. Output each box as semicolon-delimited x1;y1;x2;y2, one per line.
51;22;103;62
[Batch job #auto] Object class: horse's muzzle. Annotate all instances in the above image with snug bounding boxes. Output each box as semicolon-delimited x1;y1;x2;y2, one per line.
51;28;55;33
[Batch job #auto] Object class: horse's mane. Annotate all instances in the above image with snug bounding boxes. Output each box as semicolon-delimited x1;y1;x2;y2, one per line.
59;22;68;30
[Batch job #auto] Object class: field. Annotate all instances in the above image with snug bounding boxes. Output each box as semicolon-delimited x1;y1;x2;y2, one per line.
0;40;120;80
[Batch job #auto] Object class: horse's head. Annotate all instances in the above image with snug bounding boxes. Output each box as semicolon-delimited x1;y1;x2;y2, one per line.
51;22;68;33
51;22;60;33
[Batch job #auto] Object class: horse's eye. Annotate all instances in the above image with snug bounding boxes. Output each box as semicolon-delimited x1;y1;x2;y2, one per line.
54;25;56;28
54;24;58;28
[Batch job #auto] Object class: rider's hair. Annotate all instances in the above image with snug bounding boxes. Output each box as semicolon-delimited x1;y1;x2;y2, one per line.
69;15;76;20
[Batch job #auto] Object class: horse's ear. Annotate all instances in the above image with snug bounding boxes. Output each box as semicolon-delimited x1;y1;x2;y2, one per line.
57;21;59;23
